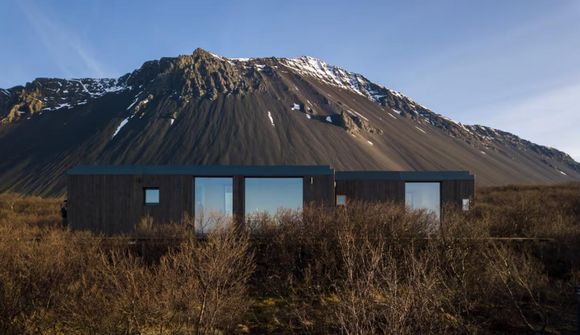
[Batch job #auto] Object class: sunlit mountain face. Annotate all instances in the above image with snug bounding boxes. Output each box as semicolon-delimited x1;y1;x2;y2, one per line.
1;48;578;195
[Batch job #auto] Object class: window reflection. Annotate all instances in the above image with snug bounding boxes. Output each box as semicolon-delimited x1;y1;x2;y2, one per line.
195;178;233;233
245;178;303;217
405;182;440;220
144;188;159;204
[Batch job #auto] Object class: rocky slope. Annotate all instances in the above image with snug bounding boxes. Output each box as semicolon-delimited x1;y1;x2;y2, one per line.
0;48;578;195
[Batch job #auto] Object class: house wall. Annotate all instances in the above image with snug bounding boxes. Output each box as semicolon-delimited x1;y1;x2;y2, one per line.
303;174;335;208
69;173;335;233
228;174;335;219
68;174;193;234
441;180;475;208
232;176;245;220
69;172;474;233
335;180;405;203
335;179;475;208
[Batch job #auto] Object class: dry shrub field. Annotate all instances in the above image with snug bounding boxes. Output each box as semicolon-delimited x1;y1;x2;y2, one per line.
0;183;579;334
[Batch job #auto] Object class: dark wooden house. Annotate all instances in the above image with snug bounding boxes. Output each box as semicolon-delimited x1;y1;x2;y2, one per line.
67;165;474;234
335;171;475;220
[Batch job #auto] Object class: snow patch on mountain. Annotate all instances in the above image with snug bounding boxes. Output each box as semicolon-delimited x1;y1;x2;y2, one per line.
280;56;407;106
267;111;275;127
112;117;129;138
127;93;142;110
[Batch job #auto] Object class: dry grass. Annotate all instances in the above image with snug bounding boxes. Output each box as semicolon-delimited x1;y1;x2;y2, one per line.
0;194;254;335
0;183;579;334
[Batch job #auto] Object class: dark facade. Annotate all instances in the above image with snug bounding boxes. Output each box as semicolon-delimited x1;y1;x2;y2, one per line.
67;165;474;234
335;171;474;206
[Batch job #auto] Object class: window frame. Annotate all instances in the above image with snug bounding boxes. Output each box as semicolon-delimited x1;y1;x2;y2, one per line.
462;198;470;211
404;181;441;221
244;176;304;217
336;194;347;206
193;176;234;232
143;187;160;205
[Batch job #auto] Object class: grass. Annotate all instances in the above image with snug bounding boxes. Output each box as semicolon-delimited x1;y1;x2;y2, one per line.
0;183;579;334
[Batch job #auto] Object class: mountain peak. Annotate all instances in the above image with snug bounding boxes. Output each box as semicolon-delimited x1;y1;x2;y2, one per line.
191;47;214;58
192;47;208;54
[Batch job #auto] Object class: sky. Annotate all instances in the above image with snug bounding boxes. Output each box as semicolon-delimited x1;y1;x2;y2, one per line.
1;0;579;161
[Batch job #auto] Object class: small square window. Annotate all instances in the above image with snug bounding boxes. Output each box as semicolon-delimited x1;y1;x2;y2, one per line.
336;194;347;206
144;188;160;204
462;198;470;211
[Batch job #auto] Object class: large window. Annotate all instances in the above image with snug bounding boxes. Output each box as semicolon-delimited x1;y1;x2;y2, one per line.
405;182;440;220
144;188;160;204
245;178;303;217
195;178;233;233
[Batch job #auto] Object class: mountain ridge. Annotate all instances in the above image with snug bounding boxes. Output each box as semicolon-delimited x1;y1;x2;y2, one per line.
0;48;578;195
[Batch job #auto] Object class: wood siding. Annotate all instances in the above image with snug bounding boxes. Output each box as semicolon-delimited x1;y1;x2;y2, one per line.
441;180;475;208
68;172;474;234
69;174;336;233
303;175;335;208
68;174;193;234
335;180;405;204
233;176;245;220
335;179;475;211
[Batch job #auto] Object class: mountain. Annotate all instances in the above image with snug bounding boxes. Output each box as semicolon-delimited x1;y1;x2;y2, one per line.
1;48;578;195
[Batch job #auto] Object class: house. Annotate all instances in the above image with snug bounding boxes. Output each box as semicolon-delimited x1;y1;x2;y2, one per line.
67;165;474;234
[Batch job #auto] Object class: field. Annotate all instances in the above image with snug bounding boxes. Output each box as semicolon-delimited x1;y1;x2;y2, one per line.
0;183;579;334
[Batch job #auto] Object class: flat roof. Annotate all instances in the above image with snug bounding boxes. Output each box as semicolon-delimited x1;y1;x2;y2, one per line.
67;165;335;176
67;165;474;180
335;171;474;181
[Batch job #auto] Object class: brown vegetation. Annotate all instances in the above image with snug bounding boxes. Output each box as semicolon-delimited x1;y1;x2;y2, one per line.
0;183;579;334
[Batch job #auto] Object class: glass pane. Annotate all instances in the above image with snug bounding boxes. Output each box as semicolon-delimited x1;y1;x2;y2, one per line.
144;188;159;204
405;182;440;220
195;178;233;233
462;198;470;211
245;178;303;217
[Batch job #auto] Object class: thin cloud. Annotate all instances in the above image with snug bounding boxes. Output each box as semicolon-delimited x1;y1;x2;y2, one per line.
17;0;109;78
477;81;580;162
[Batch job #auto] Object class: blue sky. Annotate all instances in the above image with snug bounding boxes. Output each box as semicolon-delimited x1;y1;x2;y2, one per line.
1;0;579;160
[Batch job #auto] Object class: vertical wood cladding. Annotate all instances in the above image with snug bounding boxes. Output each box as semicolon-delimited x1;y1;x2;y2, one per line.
303;175;335;208
68;174;193;234
441;180;475;208
68;168;474;234
233;176;245;220
335;180;405;204
335;179;475;209
70;174;337;233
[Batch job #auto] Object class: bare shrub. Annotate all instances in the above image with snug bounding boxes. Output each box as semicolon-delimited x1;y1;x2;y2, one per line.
57;247;159;335
483;243;550;333
134;214;195;239
313;209;459;334
1;183;579;334
0;226;101;334
247;202;462;333
156;224;255;334
0;196;255;335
